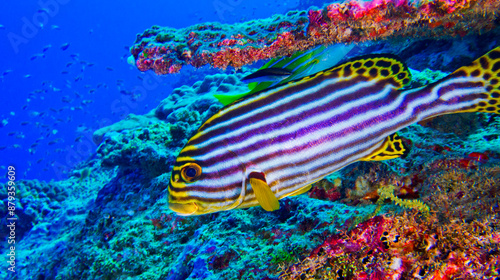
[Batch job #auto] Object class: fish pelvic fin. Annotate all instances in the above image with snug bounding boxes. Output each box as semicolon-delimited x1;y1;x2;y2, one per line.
248;172;279;211
169;202;198;216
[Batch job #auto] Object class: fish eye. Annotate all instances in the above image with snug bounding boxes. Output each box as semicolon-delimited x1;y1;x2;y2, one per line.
185;167;196;177
180;163;202;182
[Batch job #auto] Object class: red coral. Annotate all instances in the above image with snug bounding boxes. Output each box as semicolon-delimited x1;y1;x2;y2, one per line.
307;10;328;37
467;152;489;163
309;179;342;201
311;216;387;257
309;187;341;201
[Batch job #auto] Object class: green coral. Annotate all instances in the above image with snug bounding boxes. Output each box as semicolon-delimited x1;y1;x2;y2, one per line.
378;184;430;215
270;245;304;265
271;248;296;264
409;68;448;87
90;251;122;280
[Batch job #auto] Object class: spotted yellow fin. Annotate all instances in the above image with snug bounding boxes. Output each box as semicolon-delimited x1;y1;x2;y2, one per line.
324;54;411;89
360;133;406;161
249;176;279;211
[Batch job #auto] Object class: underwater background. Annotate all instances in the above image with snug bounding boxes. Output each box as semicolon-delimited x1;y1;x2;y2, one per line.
1;0;500;279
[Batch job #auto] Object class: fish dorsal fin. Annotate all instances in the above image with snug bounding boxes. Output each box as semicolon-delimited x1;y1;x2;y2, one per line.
359;133;407;161
325;54;411;90
248;171;279;211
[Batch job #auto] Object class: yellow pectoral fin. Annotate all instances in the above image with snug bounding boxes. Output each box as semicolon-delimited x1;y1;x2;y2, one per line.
249;178;280;211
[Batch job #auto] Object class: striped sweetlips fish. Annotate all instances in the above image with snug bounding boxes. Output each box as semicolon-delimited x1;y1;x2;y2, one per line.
168;45;500;215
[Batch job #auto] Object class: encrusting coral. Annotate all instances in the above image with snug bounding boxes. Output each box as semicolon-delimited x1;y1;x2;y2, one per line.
426;166;500;223
130;0;500;74
279;153;500;279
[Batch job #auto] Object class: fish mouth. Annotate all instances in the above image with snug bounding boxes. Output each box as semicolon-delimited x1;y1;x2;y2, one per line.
168;201;198;216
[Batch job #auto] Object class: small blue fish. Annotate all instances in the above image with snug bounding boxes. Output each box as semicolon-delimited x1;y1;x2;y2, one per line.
61;43;70;51
42;44;51;52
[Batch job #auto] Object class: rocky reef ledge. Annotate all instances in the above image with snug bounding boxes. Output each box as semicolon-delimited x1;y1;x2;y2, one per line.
130;0;500;74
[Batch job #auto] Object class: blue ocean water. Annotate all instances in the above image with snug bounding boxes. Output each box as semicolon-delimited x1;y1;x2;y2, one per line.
0;0;304;182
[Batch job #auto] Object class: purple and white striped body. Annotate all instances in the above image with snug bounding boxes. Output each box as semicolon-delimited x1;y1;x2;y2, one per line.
168;49;500;215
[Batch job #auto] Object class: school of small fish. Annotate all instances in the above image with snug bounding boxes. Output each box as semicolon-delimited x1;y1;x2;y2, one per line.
0;22;151;179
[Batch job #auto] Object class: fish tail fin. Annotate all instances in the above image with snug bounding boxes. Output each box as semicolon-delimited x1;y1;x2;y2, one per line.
431;46;500;115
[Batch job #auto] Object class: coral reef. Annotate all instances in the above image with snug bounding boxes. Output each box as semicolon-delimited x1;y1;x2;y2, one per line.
377;184;430;214
308;178;342;202
278;122;500;279
92;112;160;145
280;211;500;279
130;0;500;74
426;166;500;222
3;176;380;280
0;179;70;246
92;73;245;178
2;31;500;280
